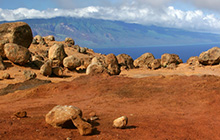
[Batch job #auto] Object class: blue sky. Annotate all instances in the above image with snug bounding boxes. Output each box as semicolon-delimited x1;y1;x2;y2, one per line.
1;0;220;33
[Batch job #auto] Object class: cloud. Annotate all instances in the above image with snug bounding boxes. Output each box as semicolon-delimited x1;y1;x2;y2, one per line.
0;6;220;33
183;0;220;12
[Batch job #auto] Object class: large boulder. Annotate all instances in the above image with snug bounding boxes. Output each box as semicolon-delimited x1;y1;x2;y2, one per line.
63;55;81;70
33;35;46;45
199;47;220;65
4;43;31;65
151;59;161;70
117;54;134;70
45;105;82;128
86;63;107;75
0;22;33;48
105;53;121;75
65;37;75;45
43;35;55;42
161;53;182;68
48;44;67;66
134;53;155;68
187;56;201;66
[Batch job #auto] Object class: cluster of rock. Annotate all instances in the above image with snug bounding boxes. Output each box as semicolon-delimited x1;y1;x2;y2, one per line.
45;105;128;136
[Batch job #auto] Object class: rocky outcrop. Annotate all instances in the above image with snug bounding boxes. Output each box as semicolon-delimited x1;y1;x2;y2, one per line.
4;43;31;65
40;60;52;76
134;53;155;68
199;47;220;65
0;22;33;48
161;53;182;68
187;56;201;66
48;44;67;66
117;54;134;70
63;55;81;70
113;116;128;129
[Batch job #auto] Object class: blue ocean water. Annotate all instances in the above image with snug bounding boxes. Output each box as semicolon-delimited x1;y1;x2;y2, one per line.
92;44;220;62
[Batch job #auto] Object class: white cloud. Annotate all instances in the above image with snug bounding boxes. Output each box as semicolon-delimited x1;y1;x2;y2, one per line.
1;6;220;33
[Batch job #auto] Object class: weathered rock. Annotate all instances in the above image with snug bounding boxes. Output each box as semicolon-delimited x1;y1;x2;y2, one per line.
32;55;44;69
44;35;55;42
113;116;128;129
199;47;220;65
161;53;182;68
48;44;67;66
0;39;9;58
134;53;155;68
4;43;31;65
80;57;92;68
0;22;33;48
65;38;75;45
187;56;201;66
33;35;43;43
79;47;87;54
117;54;134;70
45;105;82;128
151;59;161;70
72;115;93;136
105;53;120;75
40;60;52;76
23;70;37;80
63;55;81;70
86;63;107;75
0;56;5;70
52;67;63;77
2;73;10;79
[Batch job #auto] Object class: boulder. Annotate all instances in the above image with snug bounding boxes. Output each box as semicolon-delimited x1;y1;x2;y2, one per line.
79;47;87;54
4;43;31;65
2;73;10;79
0;56;5;70
105;53;121;75
199;47;220;65
0;39;9;58
40;60;52;76
31;55;44;69
161;53;182;68
48;44;67;66
117;54;134;70
52;67;63;77
187;56;200;66
134;53;155;68
44;35;55;42
0;22;33;48
151;59;161;70
23;70;37;80
113;116;128;129
86;63;107;75
45;105;82;128
63;55;81;70
65;38;75;45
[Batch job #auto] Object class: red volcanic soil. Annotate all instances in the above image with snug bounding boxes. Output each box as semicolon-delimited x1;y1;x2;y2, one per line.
0;74;220;140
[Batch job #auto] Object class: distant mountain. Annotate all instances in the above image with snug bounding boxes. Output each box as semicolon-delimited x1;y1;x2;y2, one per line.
1;17;220;48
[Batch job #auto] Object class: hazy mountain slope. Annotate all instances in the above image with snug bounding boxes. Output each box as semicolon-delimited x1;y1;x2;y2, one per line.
1;17;220;48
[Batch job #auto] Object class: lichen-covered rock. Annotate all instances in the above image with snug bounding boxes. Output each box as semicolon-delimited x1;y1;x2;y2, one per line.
0;22;33;48
4;43;31;65
117;54;134;70
63;55;81;70
113;116;128;129
161;53;182;68
65;38;75;45
134;53;155;68
40;60;52;76
48;44;67;66
199;47;220;65
45;105;82;128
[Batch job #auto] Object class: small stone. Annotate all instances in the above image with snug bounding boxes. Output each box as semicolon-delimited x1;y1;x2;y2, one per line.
14;111;27;118
66;137;72;140
2;73;10;79
113;116;128;129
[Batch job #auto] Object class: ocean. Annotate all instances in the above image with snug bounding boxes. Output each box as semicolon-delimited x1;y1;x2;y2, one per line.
92;44;220;62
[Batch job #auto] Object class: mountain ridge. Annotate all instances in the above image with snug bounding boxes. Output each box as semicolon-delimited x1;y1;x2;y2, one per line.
1;17;220;48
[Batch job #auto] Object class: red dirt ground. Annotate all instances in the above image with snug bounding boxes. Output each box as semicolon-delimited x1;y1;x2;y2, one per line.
0;74;220;140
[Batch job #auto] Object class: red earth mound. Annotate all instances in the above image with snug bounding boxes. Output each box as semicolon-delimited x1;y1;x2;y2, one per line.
0;75;220;139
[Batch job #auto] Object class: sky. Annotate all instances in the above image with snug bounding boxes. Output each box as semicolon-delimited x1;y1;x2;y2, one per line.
1;0;220;33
